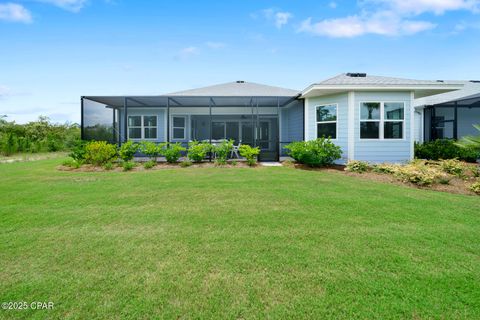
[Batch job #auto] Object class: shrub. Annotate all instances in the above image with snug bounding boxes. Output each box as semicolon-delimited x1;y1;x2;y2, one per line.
103;162;114;170
415;139;479;163
470;181;480;195
143;160;156;169
345;160;370;173
284;138;342;167
231;160;238;166
188;141;212;162
141;141;161;162
472;166;480;178
180;160;193;167
122;161;135;171
159;142;186;163
69;140;87;161
62;158;81;169
372;163;398;174
394;162;445;186
119;141;139;162
214;140;234;165
239;144;260;166
439;159;464;176
84;141;117;166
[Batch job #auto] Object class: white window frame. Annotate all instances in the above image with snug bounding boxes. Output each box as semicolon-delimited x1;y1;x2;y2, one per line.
127;115;158;140
315;103;338;140
171;115;187;140
359;101;405;140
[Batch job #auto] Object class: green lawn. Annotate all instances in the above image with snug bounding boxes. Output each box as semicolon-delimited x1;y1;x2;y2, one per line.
0;159;479;319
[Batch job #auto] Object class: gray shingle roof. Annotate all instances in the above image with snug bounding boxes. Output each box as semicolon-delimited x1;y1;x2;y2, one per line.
167;81;300;97
316;73;456;86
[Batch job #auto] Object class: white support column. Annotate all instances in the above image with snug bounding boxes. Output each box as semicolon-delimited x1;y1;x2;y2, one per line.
410;91;415;160
304;98;309;140
347;91;355;161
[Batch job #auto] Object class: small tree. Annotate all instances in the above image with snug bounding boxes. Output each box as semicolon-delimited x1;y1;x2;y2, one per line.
141;141;161;162
159;142;186;163
214;140;233;165
118;141;139;162
239;144;260;166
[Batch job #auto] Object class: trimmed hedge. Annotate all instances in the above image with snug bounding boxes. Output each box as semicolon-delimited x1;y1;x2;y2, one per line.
415;139;479;163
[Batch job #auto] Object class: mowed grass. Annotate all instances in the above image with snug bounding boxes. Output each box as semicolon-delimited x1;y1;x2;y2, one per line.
0;159;479;320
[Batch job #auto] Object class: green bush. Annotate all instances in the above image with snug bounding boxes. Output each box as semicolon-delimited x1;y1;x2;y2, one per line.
84;141;117;166
159;142;186;163
472;166;480;178
470;181;480;195
415;139;479;163
143;160;156;169
141;141;161;162
103;162;114;170
239;144;260;166
122;161;135;171
69;140;87;161
284;138;342;167
119;141;139;162
214;140;233;165
345;160;370;173
180;160;193;167
62;158;81;169
188;141;212;162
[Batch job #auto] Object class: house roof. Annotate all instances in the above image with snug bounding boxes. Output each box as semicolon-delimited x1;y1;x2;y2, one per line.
167;81;300;97
301;73;464;98
414;81;480;107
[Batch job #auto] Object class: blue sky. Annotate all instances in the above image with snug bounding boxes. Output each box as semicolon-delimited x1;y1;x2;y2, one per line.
1;0;480;123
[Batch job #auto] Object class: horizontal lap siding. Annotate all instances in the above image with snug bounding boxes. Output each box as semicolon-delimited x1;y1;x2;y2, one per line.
306;93;349;161
354;92;412;163
119;108;166;142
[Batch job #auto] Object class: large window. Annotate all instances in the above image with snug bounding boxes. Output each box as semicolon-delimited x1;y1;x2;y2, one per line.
172;116;186;140
360;102;405;139
128;115;157;140
316;104;337;139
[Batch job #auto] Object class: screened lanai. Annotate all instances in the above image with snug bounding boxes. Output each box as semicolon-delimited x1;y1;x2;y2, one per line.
423;92;480;141
81;81;303;161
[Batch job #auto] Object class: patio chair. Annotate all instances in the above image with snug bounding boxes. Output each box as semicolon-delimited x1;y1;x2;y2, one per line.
230;142;241;159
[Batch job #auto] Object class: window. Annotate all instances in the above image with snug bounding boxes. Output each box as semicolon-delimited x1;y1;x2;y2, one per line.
360;102;405;139
128;115;157;139
316;104;337;139
172;116;186;140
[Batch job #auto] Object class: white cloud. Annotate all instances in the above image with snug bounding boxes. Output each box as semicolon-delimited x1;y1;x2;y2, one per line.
205;41;226;49
0;3;32;23
36;0;88;12
371;0;480;15
298;10;436;37
177;46;200;60
274;11;292;28
254;8;293;29
329;2;338;9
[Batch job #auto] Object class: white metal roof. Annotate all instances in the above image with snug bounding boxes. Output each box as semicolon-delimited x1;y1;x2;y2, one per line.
301;73;464;98
167;81;300;97
414;81;480;107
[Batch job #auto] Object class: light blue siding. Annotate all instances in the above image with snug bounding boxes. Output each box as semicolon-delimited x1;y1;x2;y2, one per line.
119;108;166;142
354;91;412;163
306;93;349;161
281;102;303;142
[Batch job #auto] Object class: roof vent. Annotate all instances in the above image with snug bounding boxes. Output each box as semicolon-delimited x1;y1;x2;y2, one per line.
436;80;444;82
346;73;367;78
236;80;245;83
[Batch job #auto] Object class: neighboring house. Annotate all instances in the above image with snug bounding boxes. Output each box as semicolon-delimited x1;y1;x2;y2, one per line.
82;73;479;163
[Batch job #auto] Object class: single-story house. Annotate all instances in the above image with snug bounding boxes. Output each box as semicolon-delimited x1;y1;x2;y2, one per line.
81;73;480;163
